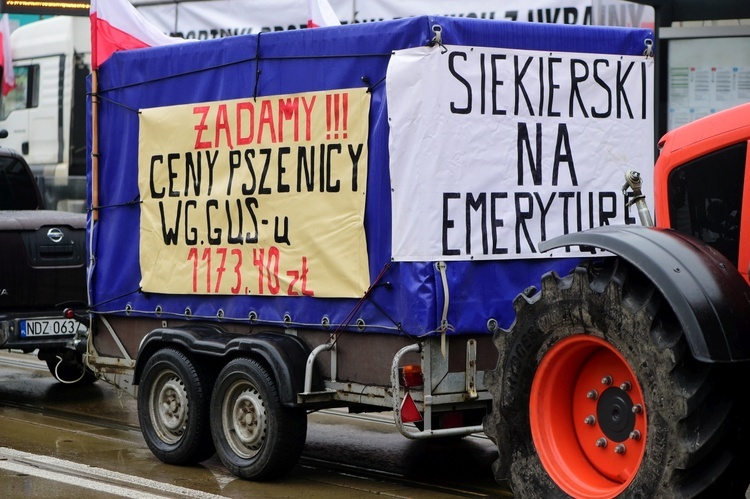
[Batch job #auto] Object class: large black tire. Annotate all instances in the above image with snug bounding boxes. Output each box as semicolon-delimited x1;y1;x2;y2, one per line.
210;357;307;481
483;259;749;498
137;348;215;464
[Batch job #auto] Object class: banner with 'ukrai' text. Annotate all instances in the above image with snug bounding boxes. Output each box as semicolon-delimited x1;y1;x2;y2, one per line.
387;45;654;261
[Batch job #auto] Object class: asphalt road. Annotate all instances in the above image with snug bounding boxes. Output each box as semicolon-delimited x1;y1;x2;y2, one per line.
0;351;507;498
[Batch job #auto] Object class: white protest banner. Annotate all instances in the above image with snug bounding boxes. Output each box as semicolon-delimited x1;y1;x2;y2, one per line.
593;0;655;28
133;0;646;39
387;45;654;261
352;0;593;25
135;0;354;38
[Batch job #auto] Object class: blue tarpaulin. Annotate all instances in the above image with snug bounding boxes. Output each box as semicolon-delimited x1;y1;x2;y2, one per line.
87;16;653;337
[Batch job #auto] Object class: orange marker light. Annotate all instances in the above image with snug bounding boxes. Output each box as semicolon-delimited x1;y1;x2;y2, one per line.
399;364;423;387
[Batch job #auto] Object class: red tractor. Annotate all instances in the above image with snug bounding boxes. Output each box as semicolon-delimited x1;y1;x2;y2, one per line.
484;102;750;497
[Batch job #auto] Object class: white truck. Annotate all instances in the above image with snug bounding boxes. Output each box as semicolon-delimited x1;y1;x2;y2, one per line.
0;16;89;212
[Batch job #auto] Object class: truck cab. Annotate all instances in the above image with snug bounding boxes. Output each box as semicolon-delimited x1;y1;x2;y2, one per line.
652;102;750;284
0;16;90;212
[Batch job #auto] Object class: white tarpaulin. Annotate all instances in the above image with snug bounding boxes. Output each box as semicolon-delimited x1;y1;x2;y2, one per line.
387;45;654;261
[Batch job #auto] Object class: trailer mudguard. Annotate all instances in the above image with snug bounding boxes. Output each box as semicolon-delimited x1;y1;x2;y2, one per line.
134;326;318;406
539;225;750;362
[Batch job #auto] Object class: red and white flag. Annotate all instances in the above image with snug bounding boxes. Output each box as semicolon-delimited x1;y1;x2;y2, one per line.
90;0;187;69
0;14;15;96
307;0;341;28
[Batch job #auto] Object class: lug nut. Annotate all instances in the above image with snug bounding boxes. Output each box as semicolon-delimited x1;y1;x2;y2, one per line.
629;430;641;441
584;415;596;426
601;375;613;386
586;390;598;400
620;381;631;391
632;404;643;414
614;444;627;454
595;438;608;448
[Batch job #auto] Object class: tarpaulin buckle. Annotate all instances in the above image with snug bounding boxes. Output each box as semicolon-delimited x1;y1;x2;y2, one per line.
643;38;654;58
429;24;447;54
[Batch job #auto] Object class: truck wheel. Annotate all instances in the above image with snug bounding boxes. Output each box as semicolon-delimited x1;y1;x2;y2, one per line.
210;358;307;481
484;259;748;498
137;348;215;464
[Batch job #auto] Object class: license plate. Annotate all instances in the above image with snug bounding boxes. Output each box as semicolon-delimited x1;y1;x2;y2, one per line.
20;318;84;337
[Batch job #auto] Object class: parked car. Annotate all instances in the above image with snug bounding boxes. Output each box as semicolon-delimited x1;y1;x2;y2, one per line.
0;129;91;384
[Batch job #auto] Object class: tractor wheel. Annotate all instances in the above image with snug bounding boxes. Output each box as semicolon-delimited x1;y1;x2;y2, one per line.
137;348;215;464
210;358;307;481
483;258;749;498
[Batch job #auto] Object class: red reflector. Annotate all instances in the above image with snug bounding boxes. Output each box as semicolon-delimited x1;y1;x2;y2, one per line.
63;308;75;319
400;392;423;423
438;411;464;429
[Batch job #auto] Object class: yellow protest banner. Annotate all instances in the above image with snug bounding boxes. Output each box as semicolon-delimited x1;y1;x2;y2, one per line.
138;88;370;298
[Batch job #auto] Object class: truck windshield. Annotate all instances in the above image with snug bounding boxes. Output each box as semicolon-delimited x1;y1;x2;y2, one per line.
0;65;37;121
0;155;41;210
668;142;745;267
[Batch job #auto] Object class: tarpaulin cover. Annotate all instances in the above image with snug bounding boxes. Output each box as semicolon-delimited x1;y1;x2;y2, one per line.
87;15;654;337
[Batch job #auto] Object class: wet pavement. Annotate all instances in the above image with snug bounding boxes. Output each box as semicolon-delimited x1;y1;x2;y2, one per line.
0;351;505;498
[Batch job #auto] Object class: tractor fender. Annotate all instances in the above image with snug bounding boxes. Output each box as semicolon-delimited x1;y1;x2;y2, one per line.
539;225;750;362
134;325;319;406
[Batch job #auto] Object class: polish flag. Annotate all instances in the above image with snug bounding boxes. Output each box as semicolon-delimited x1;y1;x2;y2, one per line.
307;0;341;28
0;14;15;96
90;0;187;69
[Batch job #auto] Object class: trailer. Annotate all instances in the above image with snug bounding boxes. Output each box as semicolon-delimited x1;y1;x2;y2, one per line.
82;14;750;497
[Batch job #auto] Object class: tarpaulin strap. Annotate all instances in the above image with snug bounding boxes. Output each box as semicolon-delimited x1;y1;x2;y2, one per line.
361;75;386;94
253;32;262;101
436;261;451;357
329;262;392;347
89;286;142;309
91;93;141;114
90;194;141;213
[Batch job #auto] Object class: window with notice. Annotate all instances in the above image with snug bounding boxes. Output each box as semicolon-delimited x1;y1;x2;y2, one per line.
668;35;750;130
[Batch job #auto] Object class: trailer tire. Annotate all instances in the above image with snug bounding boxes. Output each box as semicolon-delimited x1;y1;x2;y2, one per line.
210;357;307;481
137;348;215;464
484;259;749;498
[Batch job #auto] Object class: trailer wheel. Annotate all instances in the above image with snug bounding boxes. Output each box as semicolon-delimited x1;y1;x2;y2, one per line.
137;348;215;464
210;357;307;481
484;259;748;498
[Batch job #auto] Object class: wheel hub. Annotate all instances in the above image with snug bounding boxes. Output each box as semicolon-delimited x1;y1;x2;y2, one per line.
233;390;264;446
159;380;187;430
530;335;647;498
222;381;268;458
150;372;188;443
596;387;636;442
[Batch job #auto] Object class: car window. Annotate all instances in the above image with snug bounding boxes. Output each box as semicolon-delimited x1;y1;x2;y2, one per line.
0;155;41;210
668;142;745;266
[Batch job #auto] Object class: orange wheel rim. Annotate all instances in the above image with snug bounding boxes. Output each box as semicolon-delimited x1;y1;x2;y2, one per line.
530;335;647;499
